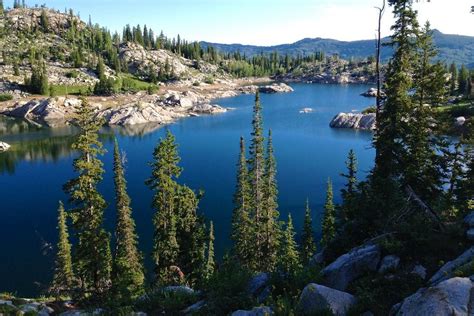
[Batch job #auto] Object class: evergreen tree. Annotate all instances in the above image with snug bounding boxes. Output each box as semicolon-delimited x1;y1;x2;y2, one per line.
248;92;266;270
231;137;253;269
404;22;445;202
40;10;49;32
146;130;181;285
374;0;420;179
29;62;49;95
50;201;75;297
261;129;280;271
321;178;336;246
111;139;145;302
278;214;301;275
0;0;4;15
300;199;316;265
449;62;458;95
459;65;470;96
63;98;112;298
204;221;215;280
340;149;358;222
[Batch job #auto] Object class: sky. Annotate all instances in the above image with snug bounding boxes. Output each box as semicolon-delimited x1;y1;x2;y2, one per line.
5;0;474;45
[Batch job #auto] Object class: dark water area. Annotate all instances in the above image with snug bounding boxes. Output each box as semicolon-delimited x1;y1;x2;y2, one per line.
0;83;375;296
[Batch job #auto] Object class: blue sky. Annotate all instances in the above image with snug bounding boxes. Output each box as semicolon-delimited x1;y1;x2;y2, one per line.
4;0;474;45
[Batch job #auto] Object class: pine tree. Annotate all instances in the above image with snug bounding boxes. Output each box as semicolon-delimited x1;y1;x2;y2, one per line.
146;130;181;285
231;137;253;269
111;139;145;302
248;92;266;270
261;129;280;271
204;221;215;280
40;10;49;32
0;0;4;15
300;199;316;265
404;22;445;202
50;201;75;297
459;65;470;96
278;214;301;275
340;149;358;222
449;62;458;96
374;0;420;179
63;98;112;297
321;178;336;246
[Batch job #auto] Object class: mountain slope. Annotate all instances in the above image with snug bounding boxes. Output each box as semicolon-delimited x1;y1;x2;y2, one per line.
201;30;474;67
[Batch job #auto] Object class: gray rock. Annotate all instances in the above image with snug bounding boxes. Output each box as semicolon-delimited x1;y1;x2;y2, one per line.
321;243;381;291
411;265;427;280
162;285;195;295
0;300;13;306
330;113;376;130
182;300;206;314
0;141;11;152
378;255;401;274
467;228;474;241
392;277;474;315
248;272;270;297
455;116;466;127
21;302;41;312
231;306;274;316
297;283;356;316
464;212;474;227
361;88;386;98
191;103;227;115
39;306;55;316
310;248;327;266
429;246;474;285
258;83;294;94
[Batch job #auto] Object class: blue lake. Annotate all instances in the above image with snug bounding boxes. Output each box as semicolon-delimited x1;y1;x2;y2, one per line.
0;83;375;296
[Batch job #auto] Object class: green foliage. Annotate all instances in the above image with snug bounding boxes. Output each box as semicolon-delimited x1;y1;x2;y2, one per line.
111;139;145;303
28;62;49;95
277;215;301;275
231;137;254;269
50;201;75;297
146;130;207;287
66;70;80;79
201;259;254;315
300;199;316;266
135;288;199;315
0;93;13;102
63;97;112;299
321;178;336;246
203;221;215;280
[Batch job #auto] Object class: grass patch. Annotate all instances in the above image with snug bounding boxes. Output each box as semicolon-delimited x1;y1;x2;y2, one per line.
50;84;92;96
119;73;156;93
0;93;13;102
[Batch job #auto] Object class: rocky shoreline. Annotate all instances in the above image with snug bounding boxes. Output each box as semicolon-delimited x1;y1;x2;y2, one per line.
0;81;293;127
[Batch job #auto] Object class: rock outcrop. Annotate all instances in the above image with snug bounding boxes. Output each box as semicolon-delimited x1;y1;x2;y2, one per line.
0;141;10;152
231;306;274;316
330;113;376;130
297;283;356;316
258;83;294;93
378;255;401;274
429;246;474;285
321;244;381;291
361;88;386;98
391;277;474;315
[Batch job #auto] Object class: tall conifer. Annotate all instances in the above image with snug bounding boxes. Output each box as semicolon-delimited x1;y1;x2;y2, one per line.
63;98;112;297
50;201;75;297
321;179;336;246
278;215;301;275
112;139;145;302
261;129;280;271
300;199;316;265
231;137;253;269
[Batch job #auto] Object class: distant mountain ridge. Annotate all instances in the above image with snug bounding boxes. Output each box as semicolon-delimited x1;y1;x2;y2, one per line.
201;30;474;67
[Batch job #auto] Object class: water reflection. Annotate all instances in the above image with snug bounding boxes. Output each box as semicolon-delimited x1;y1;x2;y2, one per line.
0;116;166;174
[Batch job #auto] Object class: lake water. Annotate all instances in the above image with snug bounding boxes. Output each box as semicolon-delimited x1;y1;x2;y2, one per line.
0;83;375;296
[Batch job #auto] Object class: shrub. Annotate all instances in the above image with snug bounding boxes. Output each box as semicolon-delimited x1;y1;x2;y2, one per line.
0;93;13;102
66;70;80;79
204;76;215;84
